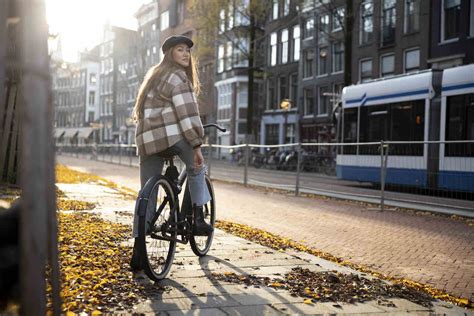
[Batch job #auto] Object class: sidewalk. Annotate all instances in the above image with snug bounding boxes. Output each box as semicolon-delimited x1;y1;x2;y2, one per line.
57;156;474;306
56;172;471;314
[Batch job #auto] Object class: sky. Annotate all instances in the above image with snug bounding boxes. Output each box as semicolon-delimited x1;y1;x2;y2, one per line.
46;0;147;61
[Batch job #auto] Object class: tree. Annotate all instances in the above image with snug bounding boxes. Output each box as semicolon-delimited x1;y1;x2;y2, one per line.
190;0;272;142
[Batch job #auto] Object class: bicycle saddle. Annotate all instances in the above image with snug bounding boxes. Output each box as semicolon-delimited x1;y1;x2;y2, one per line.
157;146;180;159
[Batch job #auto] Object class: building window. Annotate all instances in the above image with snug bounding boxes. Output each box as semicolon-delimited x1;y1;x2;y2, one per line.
272;0;279;20
266;124;279;145
228;3;234;29
218;45;224;73
381;0;396;46
304;17;314;39
293;25;300;61
360;58;372;82
233;37;249;67
303;49;314;78
318;47;328;75
318;14;329;44
235;0;250;26
332;7;345;32
270;32;277;66
152;46;157;54
404;48;420;72
219;9;226;33
281;29;289;64
89;73;96;84
442;0;461;41
290;73;298;102
283;0;290;16
381;54;395;77
278;76;288;102
360;1;374;44
88;91;95;105
405;0;420;33
225;41;232;70
319;86;329;116
304;88;314;116
160;11;169;30
332;42;344;73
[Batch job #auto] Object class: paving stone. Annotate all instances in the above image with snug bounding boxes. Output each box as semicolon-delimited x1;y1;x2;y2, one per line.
220;305;284;316
167;308;227;316
134;295;241;313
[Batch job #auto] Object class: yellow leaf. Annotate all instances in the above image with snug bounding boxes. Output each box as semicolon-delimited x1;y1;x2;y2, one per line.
458;298;469;305
269;282;283;288
91;311;102;315
303;299;313;305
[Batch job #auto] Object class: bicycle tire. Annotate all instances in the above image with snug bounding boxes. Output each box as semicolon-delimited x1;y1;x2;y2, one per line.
190;175;215;256
138;176;177;281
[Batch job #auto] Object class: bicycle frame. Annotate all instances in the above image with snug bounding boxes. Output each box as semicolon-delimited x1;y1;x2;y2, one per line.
148;159;195;245
145;123;226;245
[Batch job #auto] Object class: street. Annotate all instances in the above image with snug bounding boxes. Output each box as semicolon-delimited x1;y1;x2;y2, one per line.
61;151;474;216
57;155;474;302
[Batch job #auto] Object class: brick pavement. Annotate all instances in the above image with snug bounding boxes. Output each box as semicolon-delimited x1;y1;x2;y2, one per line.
57;155;474;302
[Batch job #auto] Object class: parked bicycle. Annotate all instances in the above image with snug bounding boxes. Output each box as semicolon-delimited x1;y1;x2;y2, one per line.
134;124;226;281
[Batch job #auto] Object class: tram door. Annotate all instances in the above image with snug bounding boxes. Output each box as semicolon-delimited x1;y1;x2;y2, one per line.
427;70;443;189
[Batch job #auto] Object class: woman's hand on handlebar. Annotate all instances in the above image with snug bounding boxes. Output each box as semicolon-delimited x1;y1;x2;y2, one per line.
193;146;204;171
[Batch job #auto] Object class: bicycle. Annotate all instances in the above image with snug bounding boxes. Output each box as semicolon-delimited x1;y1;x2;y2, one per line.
134;124;226;281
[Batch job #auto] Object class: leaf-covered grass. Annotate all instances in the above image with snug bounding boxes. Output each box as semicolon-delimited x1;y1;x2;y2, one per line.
55;165;137;200
51;213;160;313
215;220;473;309
56;199;96;211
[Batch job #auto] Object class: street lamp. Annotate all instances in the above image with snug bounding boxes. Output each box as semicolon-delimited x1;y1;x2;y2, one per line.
280;98;292;145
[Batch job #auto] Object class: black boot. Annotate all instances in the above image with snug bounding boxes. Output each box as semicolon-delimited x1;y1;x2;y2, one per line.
130;238;143;272
193;206;214;236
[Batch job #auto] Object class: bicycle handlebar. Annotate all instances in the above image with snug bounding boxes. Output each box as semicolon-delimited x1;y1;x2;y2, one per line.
203;123;226;133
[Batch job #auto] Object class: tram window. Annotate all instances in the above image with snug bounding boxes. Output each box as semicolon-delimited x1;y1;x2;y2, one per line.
358;105;388;155
368;106;389;141
343;108;358;154
391;100;424;155
446;94;474;157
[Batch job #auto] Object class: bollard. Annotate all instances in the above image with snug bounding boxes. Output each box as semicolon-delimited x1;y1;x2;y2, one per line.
118;144;122;165
244;144;249;186
380;140;389;211
207;143;213;178
295;143;302;196
129;145;133;167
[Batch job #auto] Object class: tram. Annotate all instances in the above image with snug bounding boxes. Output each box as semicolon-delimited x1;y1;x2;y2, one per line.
337;64;474;192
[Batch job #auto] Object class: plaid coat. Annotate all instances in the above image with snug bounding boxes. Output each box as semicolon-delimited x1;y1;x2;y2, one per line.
135;68;204;156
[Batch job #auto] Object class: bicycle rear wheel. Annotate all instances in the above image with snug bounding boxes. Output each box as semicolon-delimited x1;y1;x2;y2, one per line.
138;176;177;281
190;175;215;256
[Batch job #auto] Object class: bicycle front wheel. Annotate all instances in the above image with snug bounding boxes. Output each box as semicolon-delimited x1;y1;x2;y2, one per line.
138;176;177;281
190;175;216;256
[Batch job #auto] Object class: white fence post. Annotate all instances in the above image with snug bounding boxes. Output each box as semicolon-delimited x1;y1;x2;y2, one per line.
295;143;302;196
244;144;249;186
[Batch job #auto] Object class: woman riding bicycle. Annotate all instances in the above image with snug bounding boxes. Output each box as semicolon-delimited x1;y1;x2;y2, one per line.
130;35;213;271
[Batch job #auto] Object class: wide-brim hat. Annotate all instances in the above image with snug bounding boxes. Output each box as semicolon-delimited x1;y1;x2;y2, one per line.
161;35;194;53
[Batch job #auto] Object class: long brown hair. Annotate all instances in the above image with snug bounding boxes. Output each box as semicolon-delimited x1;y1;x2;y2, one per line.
132;46;201;122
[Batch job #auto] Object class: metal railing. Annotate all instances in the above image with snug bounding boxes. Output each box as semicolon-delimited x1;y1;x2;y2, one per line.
56;140;474;216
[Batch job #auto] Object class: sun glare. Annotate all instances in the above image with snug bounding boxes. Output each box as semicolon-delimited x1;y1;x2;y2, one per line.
46;0;144;61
